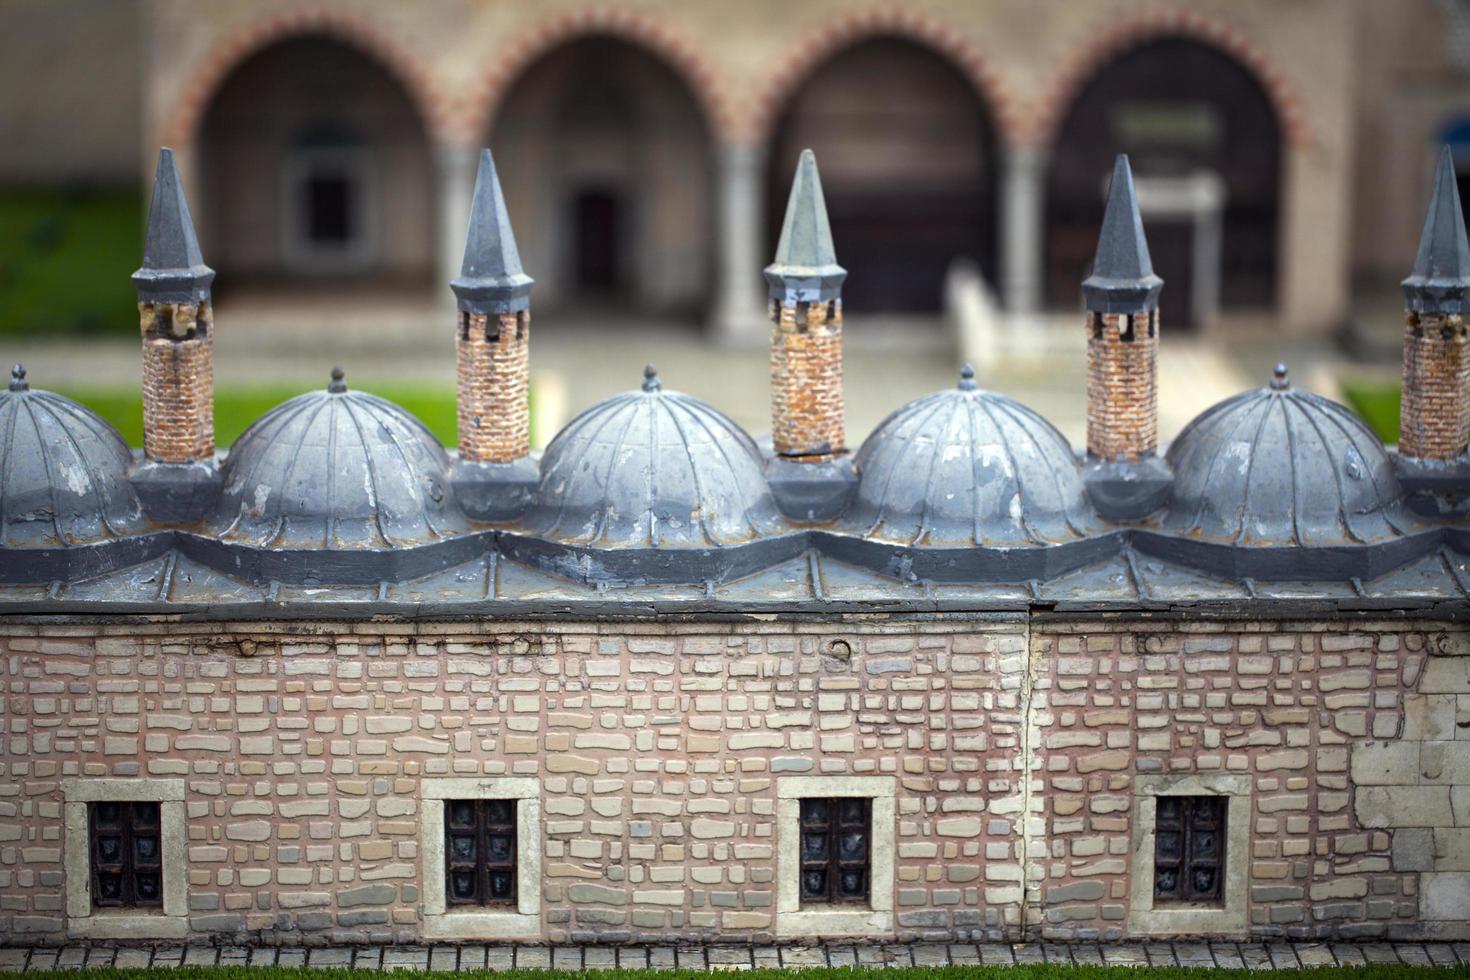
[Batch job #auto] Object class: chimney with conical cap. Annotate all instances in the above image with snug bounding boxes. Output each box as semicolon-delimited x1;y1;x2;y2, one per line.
1080;155;1171;519
129;148;222;521
763;150;857;521
1399;146;1470;473
446;149;539;522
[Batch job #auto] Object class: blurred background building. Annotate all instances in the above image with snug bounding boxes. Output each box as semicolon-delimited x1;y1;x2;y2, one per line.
1;0;1467;450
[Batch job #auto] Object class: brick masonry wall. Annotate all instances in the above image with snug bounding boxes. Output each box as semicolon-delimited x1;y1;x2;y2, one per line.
139;301;215;464
456;311;531;464
0;621;1026;945
0;617;1464;946
1086;312;1157;463
1399;313;1470;461
1029;623;1470;942
770;300;845;460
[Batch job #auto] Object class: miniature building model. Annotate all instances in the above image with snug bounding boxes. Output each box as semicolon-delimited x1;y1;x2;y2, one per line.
0;144;1468;948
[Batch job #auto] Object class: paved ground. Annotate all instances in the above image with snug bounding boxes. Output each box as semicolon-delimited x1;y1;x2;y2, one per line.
0;941;1466;972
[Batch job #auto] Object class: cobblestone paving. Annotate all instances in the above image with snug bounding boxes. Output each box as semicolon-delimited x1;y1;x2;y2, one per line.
0;942;1468;972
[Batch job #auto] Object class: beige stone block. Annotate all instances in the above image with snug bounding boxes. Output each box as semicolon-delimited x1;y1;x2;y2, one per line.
1433;828;1470;870
1422;657;1470;694
1421;741;1470;784
1355;786;1453;828
1350;741;1420;785
1422;872;1470;920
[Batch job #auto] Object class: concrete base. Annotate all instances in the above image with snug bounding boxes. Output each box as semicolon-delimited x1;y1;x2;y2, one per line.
129;456;222;524
1394;453;1470;518
765;453;859;523
1083;455;1172;521
449;455;539;523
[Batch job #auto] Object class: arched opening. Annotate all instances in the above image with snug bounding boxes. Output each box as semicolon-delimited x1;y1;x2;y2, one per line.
766;38;999;314
1045;38;1281;328
197;36;435;294
488;37;714;320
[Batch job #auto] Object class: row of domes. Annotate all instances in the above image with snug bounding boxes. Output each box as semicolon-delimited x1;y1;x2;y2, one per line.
0;359;1414;557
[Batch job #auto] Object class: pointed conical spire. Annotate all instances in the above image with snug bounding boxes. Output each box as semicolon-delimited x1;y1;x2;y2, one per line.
1403;145;1470;314
451;149;533;314
133;148;214;303
765;149;846;304
1082;155;1163;315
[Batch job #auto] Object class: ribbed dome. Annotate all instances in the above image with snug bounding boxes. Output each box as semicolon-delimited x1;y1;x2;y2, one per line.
526;366;783;548
844;366;1097;547
0;365;145;547
212;368;466;549
1164;365;1407;546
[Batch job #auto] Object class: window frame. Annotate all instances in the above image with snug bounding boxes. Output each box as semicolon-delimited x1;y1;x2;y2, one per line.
421;777;540;940
776;775;895;938
62;778;187;939
1128;773;1250;936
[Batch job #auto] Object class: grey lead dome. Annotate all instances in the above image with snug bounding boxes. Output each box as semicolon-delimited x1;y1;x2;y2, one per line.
526;366;784;548
1163;365;1409;546
844;366;1098;547
0;365;146;548
211;368;467;549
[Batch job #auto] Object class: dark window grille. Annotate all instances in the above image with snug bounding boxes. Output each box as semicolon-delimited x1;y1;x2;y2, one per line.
445;799;517;907
798;797;871;906
1153;795;1225;905
89;801;162;909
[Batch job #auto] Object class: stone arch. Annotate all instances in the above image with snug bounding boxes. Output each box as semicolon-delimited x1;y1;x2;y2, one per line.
752;8;1018;147
162;8;446;149
1033;10;1308;150
463;7;732;147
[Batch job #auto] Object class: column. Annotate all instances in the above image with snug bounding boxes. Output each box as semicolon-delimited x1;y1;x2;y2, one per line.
436;143;478;304
710;142;769;344
1000;142;1046;315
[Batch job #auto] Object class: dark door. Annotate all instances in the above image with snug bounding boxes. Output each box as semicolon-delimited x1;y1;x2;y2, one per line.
574;190;621;294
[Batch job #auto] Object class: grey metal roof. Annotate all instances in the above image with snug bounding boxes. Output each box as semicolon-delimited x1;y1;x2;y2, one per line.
1082;155;1163;315
209;368;468;549
450;149;534;314
765;149;847;304
843;365;1099;548
1163;364;1411;547
523;365;786;549
0;365;145;549
1403;145;1470;314
132;148;215;304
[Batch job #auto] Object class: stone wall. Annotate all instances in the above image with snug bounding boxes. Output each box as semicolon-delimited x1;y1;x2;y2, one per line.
1030;622;1470;942
0;616;1465;946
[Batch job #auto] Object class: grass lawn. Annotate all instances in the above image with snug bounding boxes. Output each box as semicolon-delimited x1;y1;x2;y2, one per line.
0;190;142;337
55;383;463;449
11;965;1463;978
1339;378;1400;445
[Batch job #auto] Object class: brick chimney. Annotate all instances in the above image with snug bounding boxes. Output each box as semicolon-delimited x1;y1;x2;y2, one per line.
447;149;539;522
129;148;222;521
133;149;215;466
1399;146;1470;465
763;150;857;521
1080;155;1171;519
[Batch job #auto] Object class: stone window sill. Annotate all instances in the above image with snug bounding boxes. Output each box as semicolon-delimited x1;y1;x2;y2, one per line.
422;910;541;941
776;907;895;938
68;911;188;940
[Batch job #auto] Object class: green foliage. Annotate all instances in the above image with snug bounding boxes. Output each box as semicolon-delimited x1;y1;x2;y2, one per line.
1340;378;1401;445
13;963;1466;979
54;383;465;449
0;190;143;337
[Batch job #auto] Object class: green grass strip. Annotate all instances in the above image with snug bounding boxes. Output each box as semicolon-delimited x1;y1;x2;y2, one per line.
12;964;1465;979
1339;379;1400;445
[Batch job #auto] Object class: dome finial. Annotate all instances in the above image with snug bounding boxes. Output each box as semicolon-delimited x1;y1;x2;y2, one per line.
957;363;977;391
1270;362;1290;390
328;365;347;393
9;364;27;392
642;363;661;393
